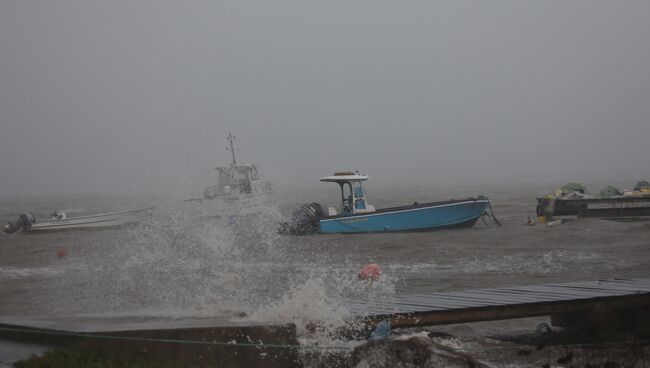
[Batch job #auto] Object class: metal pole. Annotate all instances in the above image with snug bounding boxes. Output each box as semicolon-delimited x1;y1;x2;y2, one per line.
227;132;237;166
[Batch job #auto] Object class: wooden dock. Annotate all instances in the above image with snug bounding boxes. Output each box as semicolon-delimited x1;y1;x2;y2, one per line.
2;277;649;360
536;195;650;218
343;278;650;329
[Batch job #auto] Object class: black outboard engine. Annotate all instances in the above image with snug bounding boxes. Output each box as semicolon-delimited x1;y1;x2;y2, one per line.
278;203;323;235
4;211;35;234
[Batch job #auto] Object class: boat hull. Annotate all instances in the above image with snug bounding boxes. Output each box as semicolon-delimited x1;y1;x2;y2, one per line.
26;209;148;232
318;198;490;234
220;193;271;216
191;192;272;217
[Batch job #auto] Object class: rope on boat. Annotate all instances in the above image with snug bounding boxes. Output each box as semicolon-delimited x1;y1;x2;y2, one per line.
477;198;500;228
0;326;648;353
476;198;489;228
488;201;502;227
480;212;490;228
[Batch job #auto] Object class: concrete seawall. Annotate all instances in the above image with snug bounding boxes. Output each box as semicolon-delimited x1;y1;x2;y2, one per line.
0;317;301;367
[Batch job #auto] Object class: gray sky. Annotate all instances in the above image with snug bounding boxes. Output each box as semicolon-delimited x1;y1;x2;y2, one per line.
1;1;649;196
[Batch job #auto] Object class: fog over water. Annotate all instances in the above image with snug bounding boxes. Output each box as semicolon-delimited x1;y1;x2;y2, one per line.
1;1;649;197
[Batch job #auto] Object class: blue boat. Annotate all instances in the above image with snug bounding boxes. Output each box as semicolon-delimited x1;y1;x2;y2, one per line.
279;171;491;234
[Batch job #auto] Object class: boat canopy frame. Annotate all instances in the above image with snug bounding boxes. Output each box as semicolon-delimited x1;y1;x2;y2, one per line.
320;171;372;214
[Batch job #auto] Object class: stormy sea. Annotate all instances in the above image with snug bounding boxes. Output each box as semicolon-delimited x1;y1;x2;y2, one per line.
1;183;649;367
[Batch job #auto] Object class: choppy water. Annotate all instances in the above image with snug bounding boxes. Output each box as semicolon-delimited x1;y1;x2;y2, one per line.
1;185;649;366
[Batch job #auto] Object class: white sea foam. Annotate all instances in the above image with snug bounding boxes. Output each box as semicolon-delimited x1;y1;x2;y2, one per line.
246;278;349;334
457;250;624;275
51;197;382;334
0;267;62;279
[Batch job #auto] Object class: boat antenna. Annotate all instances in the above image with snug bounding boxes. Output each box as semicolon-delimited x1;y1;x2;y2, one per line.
226;132;237;166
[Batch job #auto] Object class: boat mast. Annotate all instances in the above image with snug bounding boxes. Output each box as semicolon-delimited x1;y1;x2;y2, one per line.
226;132;237;166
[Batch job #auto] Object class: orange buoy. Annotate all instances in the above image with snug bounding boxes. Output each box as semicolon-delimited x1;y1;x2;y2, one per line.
359;263;381;281
57;247;67;259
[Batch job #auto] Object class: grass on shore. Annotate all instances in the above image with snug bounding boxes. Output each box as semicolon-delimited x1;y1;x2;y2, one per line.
14;343;199;368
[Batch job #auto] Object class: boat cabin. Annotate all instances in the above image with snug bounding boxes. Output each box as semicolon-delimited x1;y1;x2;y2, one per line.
217;164;259;194
205;164;272;199
320;171;376;216
203;132;273;200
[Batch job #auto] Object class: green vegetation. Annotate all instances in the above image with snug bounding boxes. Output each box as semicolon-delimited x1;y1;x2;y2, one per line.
14;343;198;368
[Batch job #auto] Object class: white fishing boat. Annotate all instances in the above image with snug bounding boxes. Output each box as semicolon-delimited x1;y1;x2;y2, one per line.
195;133;272;216
3;208;150;234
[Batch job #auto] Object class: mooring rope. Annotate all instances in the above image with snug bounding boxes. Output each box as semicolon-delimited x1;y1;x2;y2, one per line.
0;326;349;351
1;326;648;353
488;201;502;226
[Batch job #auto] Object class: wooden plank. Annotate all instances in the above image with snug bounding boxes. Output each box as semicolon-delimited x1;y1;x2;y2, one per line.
513;282;650;297
372;297;460;311
389;294;497;308
372;294;650;329
342;301;400;315
346;297;469;312
587;285;649;293
606;282;650;292
346;298;448;314
554;285;636;295
485;286;589;297
610;278;650;285
362;302;438;313
489;286;617;299
393;294;498;307
573;280;650;290
456;289;569;302
345;278;650;329
554;280;634;288
408;294;510;308
588;281;650;292
499;287;604;300
406;292;525;305
536;285;633;297
438;293;545;305
435;289;564;303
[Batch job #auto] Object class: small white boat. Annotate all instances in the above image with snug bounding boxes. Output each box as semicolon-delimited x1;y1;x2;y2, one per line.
3;208;150;234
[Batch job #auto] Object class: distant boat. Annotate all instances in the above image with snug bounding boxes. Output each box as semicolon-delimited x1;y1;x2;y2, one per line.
3;208;150;234
194;132;272;216
536;181;650;220
279;171;491;234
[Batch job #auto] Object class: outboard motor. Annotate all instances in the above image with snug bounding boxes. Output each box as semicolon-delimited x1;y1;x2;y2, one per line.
4;211;35;234
278;203;323;235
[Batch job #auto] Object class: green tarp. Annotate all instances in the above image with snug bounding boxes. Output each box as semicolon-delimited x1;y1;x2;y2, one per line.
599;186;622;198
561;182;587;194
634;180;650;191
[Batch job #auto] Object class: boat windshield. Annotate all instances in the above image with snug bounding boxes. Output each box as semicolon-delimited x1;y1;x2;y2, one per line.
353;182;365;198
339;181;367;213
341;182;353;213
